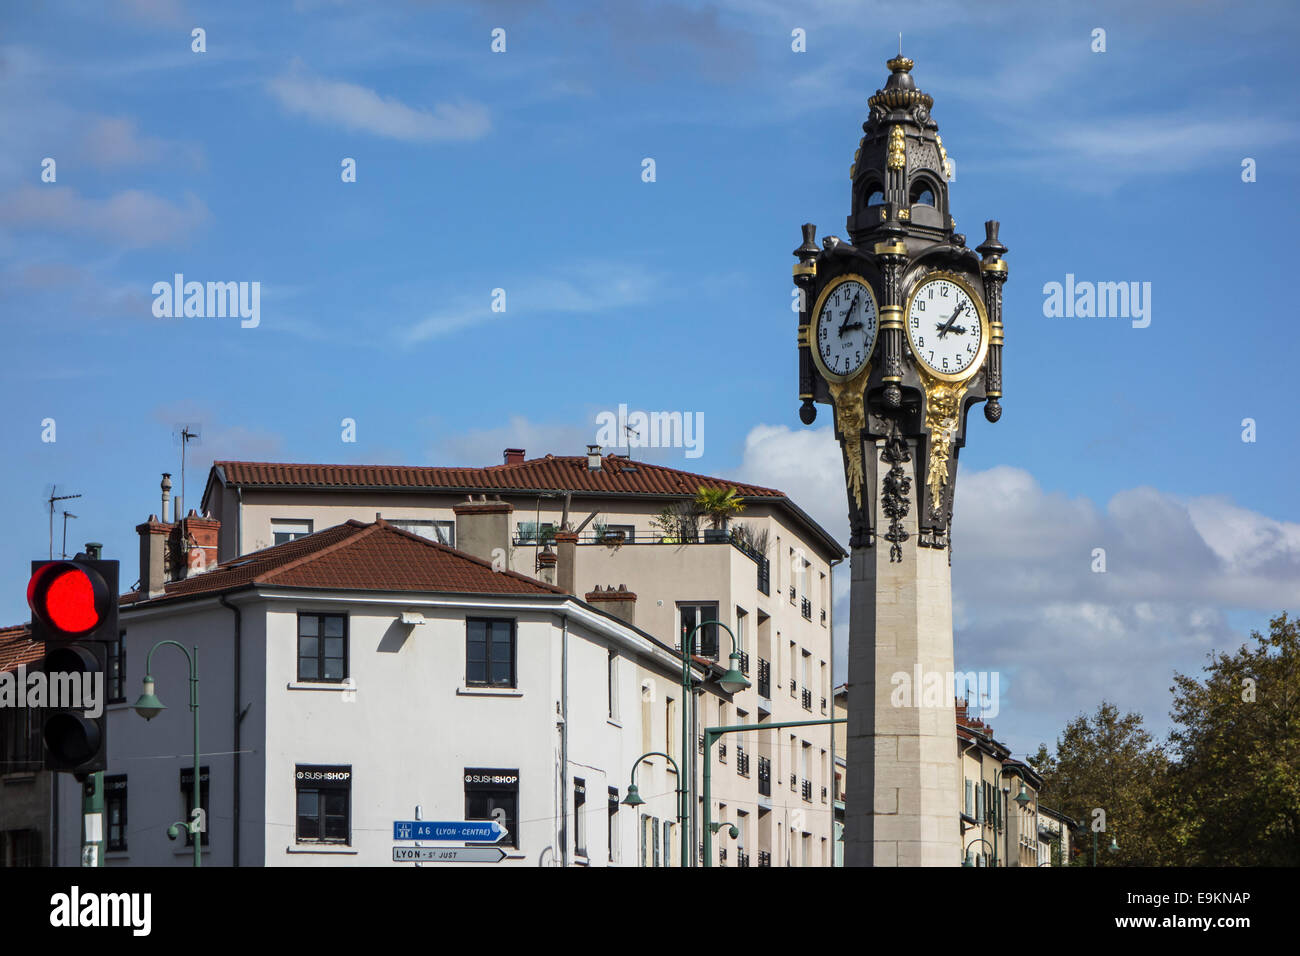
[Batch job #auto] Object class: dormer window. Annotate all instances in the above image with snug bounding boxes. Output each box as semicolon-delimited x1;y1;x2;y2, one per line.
910;183;935;207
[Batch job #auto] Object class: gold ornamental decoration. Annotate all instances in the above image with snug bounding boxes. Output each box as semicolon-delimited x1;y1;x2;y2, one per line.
920;375;966;514
887;126;906;170
829;368;871;507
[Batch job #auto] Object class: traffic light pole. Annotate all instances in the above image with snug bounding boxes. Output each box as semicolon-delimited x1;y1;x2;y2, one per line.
81;772;104;866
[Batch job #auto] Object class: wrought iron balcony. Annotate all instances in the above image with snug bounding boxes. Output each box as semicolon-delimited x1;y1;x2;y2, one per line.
789;678;797;697
739;650;750;675
757;658;770;699
820;696;827;714
718;741;727;760
801;779;813;802
757;557;770;595
758;756;771;796
758;850;771;867
719;847;727;864
789;585;797;603
698;734;704;754
801;597;812;620
737;749;750;777
790;773;797;792
821;785;828;803
820;608;827;625
737;851;750;868
801;687;812;711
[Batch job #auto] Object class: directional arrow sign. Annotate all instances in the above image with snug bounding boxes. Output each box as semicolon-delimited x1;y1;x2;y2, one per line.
393;820;508;842
393;846;507;863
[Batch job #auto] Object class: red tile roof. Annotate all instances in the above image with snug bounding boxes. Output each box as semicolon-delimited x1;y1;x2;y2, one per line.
0;624;42;674
213;455;786;499
207;454;846;559
124;519;568;607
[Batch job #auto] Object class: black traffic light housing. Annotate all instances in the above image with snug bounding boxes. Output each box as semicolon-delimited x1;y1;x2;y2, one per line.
27;557;117;775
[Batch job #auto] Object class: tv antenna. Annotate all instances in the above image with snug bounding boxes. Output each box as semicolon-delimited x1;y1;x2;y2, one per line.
623;423;640;461
173;423;202;520
46;486;82;559
61;511;78;559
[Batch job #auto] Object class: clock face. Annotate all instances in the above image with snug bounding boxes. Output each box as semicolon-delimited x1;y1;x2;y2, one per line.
814;276;878;380
905;275;987;380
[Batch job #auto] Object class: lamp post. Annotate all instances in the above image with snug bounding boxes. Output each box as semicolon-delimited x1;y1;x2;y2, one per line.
681;620;749;865
622;751;684;866
963;836;994;867
131;640;201;868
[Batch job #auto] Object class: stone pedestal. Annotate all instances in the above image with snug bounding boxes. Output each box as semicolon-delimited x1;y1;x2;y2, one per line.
843;437;961;867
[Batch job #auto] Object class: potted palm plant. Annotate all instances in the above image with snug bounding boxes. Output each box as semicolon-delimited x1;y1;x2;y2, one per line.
695;486;745;543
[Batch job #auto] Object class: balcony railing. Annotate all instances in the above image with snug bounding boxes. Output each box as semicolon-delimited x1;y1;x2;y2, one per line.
737;749;750;777
789;585;797;603
757;557;770;596
789;678;797;698
801;687;812;711
820;696;827;714
758;756;771;796
757;658;770;699
758;850;771;867
801;779;813;802
739;650;750;675
718;741;727;761
801;597;812;620
821;785;828;803
789;773;797;792
698;734;704;754
719;847;727;864
820;608;827;625
737;851;750;868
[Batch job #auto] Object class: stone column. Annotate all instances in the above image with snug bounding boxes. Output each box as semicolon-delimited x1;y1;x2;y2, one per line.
844;435;960;866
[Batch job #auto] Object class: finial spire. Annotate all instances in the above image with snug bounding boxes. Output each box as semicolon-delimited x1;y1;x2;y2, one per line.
899;33;902;56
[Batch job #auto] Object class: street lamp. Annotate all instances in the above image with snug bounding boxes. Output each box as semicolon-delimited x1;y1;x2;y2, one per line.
963;836;994;867
681;620;750;865
132;640;201;868
623;751;685;866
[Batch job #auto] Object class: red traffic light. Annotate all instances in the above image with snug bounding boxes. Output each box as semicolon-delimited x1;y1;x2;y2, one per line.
27;561;110;638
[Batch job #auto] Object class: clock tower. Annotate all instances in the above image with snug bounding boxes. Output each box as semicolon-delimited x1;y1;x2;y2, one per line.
794;54;1008;866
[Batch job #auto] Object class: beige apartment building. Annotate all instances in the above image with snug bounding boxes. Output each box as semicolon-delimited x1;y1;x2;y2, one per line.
198;447;845;866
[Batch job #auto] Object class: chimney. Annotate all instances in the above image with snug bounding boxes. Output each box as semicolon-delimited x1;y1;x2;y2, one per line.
585;585;636;627
453;496;514;568
536;545;558;586
554;529;578;594
170;509;220;580
136;514;173;598
161;472;172;523
586;444;602;472
503;448;525;465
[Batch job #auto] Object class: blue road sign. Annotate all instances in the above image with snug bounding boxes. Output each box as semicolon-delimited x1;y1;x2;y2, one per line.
393;820;508;842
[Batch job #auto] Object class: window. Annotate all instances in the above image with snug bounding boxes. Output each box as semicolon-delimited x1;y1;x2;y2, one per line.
107;630;126;702
608;787;619;863
864;183;884;206
179;766;210;848
388;519;454;546
297;613;348;682
605;524;635;543
296;765;351;845
465;767;519;850
0;701;41;773
574;778;587;857
679;602;719;658
272;519;313;545
965;779;974;817
663;819;673;867
652;815;661;867
640;814;649;866
515;521;556;544
735;607;748;655
641;683;653;754
466;618;516;688
976;782;985;823
0;830;40;867
910;182;936;206
105;775;127;852
608;651;619;721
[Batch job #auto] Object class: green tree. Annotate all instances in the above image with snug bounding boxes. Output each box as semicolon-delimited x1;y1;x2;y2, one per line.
1032;702;1172;866
1167;612;1300;865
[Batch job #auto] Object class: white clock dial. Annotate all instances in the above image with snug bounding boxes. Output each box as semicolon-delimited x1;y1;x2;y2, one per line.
814;277;878;380
906;276;986;379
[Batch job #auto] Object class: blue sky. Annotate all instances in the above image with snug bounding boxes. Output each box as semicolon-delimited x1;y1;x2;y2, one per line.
2;0;1298;758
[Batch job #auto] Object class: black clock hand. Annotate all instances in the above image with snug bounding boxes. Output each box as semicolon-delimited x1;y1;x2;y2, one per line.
936;301;967;338
839;293;860;336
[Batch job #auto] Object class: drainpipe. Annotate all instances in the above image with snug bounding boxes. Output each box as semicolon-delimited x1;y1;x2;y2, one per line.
558;612;569;867
220;594;243;866
235;486;243;558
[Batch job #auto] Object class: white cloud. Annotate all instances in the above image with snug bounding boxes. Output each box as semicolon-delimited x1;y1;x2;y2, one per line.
734;424;1300;756
0;186;208;245
267;66;490;142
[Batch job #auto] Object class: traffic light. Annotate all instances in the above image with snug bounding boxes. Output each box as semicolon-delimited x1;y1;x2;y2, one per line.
27;557;117;775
